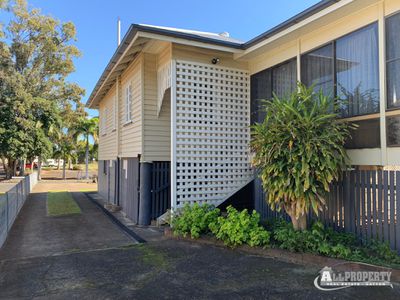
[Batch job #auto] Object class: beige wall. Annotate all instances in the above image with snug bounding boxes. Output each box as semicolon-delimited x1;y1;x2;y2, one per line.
119;54;143;158
142;52;171;162
247;0;400;166
98;86;117;160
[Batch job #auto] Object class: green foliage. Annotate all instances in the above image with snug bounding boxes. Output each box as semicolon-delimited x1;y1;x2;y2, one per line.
251;83;351;229
272;219;400;267
0;0;85;178
73;116;99;178
209;206;270;247
172;203;220;239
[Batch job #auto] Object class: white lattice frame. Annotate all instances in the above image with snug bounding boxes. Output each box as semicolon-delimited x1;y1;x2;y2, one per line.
157;61;172;116
171;59;253;209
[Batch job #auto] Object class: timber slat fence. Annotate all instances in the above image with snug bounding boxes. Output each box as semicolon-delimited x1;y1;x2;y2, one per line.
255;170;400;253
0;173;38;248
151;162;171;219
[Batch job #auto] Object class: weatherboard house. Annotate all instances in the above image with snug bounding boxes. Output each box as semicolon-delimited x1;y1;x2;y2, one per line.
87;0;400;225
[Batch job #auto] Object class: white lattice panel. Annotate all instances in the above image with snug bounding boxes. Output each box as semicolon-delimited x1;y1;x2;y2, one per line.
173;60;253;208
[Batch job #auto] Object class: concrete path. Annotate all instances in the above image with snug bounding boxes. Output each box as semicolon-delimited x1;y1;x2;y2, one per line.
0;182;134;260
0;183;399;299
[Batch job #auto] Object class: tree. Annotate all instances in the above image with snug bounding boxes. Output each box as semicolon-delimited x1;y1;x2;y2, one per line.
53;131;76;180
0;0;84;178
73;117;98;179
251;84;351;231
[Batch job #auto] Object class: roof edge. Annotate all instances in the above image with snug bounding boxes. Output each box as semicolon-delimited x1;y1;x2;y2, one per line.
243;0;340;48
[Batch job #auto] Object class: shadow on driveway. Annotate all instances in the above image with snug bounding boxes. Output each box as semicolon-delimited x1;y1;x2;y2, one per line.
0;190;134;260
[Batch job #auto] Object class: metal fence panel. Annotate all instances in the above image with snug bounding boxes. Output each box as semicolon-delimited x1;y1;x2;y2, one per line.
0;172;38;249
254;170;400;254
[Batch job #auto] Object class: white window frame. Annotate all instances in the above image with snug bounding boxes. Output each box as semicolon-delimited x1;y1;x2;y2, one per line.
125;84;132;124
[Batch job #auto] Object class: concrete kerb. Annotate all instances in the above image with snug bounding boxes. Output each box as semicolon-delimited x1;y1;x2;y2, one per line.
85;192;146;243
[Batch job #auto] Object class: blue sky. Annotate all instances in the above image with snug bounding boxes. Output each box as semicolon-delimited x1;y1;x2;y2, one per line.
22;0;320;116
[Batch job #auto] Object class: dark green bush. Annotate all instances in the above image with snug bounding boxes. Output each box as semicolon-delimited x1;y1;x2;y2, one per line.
209;206;270;247
172;203;220;239
272;219;400;266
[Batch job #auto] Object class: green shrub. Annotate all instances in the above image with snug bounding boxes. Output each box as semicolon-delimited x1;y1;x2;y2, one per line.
272;219;400;265
209;206;270;247
172;203;220;239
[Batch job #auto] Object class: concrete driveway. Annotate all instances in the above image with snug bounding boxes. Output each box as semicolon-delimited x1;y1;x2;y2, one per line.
0;182;399;299
0;182;133;260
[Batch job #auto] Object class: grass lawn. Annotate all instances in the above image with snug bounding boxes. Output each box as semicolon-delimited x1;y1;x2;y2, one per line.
47;191;81;216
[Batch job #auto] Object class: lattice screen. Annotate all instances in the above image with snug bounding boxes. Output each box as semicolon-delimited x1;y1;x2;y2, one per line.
174;60;253;208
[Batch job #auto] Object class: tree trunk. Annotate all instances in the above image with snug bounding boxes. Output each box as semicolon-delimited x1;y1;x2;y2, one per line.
289;213;307;231
68;158;72;170
62;156;66;180
85;135;89;180
13;160;18;177
20;159;25;176
37;158;42;181
286;204;307;231
57;159;60;170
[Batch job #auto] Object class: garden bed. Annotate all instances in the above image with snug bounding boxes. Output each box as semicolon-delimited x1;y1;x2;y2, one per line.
169;203;400;284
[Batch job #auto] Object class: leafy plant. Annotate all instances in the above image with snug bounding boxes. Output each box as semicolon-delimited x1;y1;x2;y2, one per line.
272;219;400;265
172;203;220;239
251;84;352;230
209;206;270;247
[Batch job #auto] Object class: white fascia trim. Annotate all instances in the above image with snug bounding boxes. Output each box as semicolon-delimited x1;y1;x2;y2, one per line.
235;0;355;59
138;31;244;54
90;34;140;107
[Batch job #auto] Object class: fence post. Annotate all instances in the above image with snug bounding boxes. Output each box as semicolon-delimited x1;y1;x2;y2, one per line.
344;171;350;232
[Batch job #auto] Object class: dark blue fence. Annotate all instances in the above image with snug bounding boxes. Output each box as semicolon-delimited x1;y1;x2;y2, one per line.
254;170;400;253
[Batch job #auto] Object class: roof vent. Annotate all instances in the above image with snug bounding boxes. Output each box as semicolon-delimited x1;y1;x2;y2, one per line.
219;32;230;38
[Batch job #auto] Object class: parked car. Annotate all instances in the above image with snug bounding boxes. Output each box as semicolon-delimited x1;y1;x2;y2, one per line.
25;162;38;169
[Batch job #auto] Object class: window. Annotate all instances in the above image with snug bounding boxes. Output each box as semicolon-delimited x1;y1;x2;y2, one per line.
272;59;297;99
386;12;400;109
336;23;379;117
387;115;400;147
301;43;334;97
125;84;132;123
250;69;271;124
345;119;381;149
301;23;379;118
250;58;297;124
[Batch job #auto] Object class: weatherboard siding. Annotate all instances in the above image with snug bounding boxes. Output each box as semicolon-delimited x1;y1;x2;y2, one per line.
98;87;117;161
119;54;143;158
142;53;171;162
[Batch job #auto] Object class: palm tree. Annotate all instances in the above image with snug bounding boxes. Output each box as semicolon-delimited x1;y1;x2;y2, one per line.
53;134;77;180
74;117;99;180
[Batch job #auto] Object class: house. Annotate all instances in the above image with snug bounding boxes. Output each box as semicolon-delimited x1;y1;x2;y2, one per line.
87;0;400;225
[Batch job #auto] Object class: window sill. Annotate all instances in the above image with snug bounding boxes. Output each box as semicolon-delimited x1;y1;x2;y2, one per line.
123;120;133;126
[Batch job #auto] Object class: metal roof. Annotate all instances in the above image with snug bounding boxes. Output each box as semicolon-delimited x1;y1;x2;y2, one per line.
86;0;342;107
